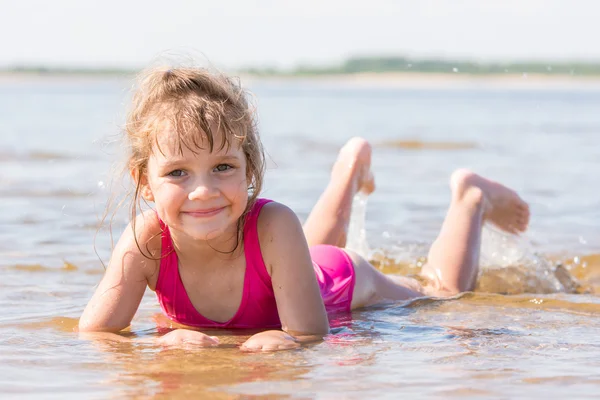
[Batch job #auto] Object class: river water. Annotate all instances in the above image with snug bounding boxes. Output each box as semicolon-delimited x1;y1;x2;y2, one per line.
1;75;599;399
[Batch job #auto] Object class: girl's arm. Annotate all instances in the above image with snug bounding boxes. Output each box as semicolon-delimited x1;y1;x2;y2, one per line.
79;212;161;333
242;202;330;351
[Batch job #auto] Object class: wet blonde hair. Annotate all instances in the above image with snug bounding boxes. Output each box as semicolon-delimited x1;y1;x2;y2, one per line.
125;66;265;255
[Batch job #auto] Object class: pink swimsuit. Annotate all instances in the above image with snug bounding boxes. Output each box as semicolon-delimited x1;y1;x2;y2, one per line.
155;198;355;329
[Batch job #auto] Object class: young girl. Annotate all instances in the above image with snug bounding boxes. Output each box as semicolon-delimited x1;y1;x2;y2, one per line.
79;67;530;351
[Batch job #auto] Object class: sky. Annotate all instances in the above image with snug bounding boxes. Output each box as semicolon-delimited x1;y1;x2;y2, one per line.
1;0;598;70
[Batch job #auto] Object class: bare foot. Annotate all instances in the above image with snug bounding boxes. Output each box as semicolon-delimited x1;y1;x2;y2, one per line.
450;169;530;234
334;137;376;195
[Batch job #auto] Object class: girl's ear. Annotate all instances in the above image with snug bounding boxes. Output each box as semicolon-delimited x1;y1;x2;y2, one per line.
131;168;155;202
141;181;155;202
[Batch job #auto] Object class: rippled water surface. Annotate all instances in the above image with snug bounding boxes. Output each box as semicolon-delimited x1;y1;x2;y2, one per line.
1;75;599;399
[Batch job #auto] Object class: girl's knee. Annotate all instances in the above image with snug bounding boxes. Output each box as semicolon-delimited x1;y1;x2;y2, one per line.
420;262;474;296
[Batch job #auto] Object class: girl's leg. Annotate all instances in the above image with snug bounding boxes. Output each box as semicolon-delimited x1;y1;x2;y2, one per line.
303;137;375;248
346;250;425;309
420;169;529;294
348;169;530;308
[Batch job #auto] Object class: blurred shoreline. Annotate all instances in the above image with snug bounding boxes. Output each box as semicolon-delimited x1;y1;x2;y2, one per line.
3;71;600;90
240;72;600;89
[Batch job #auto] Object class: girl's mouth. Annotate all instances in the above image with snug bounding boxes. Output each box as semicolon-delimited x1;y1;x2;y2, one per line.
183;207;226;218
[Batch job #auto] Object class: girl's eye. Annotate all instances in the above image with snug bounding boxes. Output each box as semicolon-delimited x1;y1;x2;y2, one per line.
214;164;233;172
167;169;186;177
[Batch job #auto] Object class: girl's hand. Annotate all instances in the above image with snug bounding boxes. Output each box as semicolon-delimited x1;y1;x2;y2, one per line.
240;330;300;352
157;329;219;348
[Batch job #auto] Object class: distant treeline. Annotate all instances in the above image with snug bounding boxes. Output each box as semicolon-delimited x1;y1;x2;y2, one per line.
1;66;135;75
242;56;600;76
5;56;600;76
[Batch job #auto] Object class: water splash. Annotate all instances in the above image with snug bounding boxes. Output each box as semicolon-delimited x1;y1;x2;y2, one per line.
346;192;371;258
367;224;580;294
480;225;529;268
478;225;565;293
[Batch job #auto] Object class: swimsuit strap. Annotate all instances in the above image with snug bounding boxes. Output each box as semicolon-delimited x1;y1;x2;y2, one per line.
243;198;274;288
158;218;177;267
156;218;178;291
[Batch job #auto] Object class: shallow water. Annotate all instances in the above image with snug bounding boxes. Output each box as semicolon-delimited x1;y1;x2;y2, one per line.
1;75;599;399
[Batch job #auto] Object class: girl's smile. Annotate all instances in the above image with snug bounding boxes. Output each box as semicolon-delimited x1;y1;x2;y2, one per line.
182;207;227;218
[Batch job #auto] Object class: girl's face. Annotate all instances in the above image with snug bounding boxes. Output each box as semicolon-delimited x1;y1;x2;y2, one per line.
143;130;249;241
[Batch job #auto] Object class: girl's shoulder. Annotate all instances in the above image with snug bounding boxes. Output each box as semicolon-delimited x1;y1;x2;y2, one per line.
116;209;163;281
255;200;306;275
256;200;299;233
132;209;163;252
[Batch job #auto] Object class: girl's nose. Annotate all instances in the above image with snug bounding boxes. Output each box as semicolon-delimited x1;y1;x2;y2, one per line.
188;179;219;200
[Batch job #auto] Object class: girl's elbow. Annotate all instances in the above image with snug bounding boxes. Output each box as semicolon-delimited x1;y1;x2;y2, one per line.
78;318;106;333
78;317;125;333
78;310;103;332
314;321;330;336
299;323;330;338
78;319;97;333
319;326;331;337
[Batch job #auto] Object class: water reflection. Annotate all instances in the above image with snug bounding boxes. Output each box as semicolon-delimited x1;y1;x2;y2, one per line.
80;331;315;399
